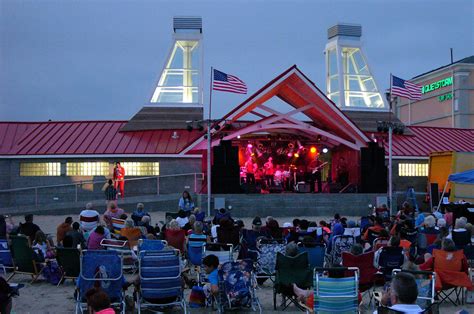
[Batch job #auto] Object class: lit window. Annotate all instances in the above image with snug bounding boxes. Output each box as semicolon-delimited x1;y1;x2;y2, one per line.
66;162;109;176
398;163;428;177
120;162;160;176
20;162;61;176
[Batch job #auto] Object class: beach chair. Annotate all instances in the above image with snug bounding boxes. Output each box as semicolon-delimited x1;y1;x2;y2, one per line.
255;239;286;282
313;267;359;313
56;247;80;286
111;217;126;236
377;246;405;281
215;259;262;313
135;250;187;313
100;238;137;273
273;252;312;310
75;250;125;314
330;235;355;266
7;235;43;283
204;243;234;265
298;243;326;270
137;239;167;251
0;239;13;269
392;269;437;312
342;251;377;297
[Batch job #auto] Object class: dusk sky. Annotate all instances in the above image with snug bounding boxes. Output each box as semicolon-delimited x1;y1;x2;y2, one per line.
1;0;473;121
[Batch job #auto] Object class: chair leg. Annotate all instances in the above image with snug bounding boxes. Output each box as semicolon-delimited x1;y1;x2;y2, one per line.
273;289;277;310
6;272;15;282
57;274;65;287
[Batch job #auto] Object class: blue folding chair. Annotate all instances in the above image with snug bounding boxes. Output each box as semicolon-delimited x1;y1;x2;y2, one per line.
138;239;167;251
298;243;326;269
136;250;187;313
0;239;13;269
75;250;125;314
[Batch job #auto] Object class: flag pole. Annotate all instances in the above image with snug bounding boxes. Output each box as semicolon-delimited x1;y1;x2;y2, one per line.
207;67;213;217
388;73;393;216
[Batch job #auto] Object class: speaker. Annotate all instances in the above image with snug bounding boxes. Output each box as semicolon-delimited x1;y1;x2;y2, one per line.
212;141;240;193
360;143;387;193
429;183;439;209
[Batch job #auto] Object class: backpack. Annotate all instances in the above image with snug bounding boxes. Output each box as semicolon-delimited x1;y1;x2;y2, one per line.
42;260;62;285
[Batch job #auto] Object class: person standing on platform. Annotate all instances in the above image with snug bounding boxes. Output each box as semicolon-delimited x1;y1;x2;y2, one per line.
179;190;195;214
113;162;125;199
336;157;349;188
264;157;275;187
308;154;323;193
245;158;256;186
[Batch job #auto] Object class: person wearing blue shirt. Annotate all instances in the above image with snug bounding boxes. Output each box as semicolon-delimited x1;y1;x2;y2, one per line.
131;203;150;225
203;254;219;297
178;191;195;213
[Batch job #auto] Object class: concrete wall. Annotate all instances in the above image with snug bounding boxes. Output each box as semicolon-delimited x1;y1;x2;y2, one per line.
392;159;429;193
0;157;201;208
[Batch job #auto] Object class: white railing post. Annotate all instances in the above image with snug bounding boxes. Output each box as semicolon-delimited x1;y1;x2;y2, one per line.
157;176;160;195
75;184;78;203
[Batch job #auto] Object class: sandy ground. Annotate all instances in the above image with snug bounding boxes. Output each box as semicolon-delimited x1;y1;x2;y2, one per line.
6;212;474;313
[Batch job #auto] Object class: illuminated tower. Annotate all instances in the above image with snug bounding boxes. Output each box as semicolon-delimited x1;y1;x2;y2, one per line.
149;16;203;108
325;23;387;110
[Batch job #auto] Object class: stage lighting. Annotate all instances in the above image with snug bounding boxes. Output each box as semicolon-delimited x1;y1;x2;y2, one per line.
247;143;253;148
294;153;299;158
287;152;293;157
310;147;317;154
322;147;329;154
237;135;241;139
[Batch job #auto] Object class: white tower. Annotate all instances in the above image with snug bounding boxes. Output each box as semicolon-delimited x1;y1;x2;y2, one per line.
150;17;203;108
325;24;387;110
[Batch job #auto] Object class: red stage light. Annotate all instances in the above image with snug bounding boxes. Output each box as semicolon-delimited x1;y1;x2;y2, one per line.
287;152;293;157
310;147;317;153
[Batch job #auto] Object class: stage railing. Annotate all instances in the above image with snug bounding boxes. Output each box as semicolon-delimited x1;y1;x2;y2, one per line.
0;173;204;209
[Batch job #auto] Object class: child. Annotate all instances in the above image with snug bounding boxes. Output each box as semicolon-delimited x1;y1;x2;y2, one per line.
202;254;219;297
33;230;54;260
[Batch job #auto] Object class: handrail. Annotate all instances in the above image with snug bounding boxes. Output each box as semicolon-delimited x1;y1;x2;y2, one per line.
0;172;204;193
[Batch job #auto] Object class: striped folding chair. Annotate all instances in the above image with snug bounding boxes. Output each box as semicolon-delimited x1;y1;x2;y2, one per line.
111;218;126;236
313;267;359;314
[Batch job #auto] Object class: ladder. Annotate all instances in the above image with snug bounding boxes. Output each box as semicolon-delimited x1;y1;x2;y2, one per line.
405;187;419;212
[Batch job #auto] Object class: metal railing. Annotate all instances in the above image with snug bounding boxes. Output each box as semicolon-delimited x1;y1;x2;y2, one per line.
0;173;204;209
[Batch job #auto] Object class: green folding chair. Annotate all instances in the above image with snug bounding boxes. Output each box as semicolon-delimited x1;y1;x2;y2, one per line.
273;251;312;311
56;247;80;286
7;235;43;283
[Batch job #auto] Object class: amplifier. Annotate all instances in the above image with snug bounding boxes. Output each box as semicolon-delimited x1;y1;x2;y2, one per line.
296;182;311;193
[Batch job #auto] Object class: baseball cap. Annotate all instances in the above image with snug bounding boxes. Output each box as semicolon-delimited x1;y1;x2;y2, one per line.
252;216;262;226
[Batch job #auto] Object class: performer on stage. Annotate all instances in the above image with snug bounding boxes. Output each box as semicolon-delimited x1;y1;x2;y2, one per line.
308;155;323;193
245;158;256;185
264;157;275;187
113;162;125;199
336;157;349;188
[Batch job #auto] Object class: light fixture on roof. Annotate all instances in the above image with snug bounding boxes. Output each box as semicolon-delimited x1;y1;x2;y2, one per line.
171;131;179;139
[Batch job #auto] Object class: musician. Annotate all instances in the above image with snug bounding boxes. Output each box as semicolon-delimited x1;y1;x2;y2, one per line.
113;162;125;199
336;157;349;187
264;157;275;187
245;158;256;185
308;155;323;193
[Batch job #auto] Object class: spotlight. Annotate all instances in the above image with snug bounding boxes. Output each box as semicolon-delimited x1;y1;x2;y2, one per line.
310;147;317;154
186;125;193;132
294;153;300;158
237;135;241;139
322;148;328;154
247;143;253;148
317;135;322;142
197;124;204;132
287;152;293;157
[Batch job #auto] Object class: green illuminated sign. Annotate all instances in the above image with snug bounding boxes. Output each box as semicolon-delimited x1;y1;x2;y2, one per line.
421;76;453;94
438;92;452;102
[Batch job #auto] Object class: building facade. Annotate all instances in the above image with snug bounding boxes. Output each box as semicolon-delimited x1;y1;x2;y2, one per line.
396;56;474;128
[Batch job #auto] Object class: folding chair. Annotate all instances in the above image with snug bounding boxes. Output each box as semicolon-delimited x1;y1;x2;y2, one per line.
0;239;13;269
313;267;359;313
7;235;43;283
204;243;233;265
111;217;126;236
75;250;125;314
330;235;355;266
392;269;437;312
273;252;312;311
373;237;389;252
255;239;286;283
135;249;187;313
343;228;361;242
56;247;80;286
463;243;474;267
342;251;377;299
101;238;137;273
137;239;167;251
298;243;326;270
377;246;405;282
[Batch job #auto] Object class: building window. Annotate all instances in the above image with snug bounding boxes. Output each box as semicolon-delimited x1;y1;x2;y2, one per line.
398;163;428;177
120;162;160;176
66;162;109;176
20;162;61;176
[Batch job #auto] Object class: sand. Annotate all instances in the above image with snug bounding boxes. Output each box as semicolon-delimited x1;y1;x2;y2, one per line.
6;212;474;313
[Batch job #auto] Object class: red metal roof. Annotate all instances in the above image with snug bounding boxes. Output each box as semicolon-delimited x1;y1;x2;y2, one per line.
0;121;204;156
387;126;474;157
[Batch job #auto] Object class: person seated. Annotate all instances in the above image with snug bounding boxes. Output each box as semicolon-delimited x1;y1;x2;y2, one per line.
267;219;283;240
363;216;385;243
79;203;100;233
377;272;423;313
103;202;125;229
175;210;189;228
178;190;195;214
18;214;41;243
319;220;331;235
120;219;142;248
374;236;405;269
56;217;73;246
420;215;440;235
187;221;209;248
371;229;390;251
286;219;316;243
240;217;269;259
138;215;156;236
85;287;115;314
183;214;196;234
216;218;240;246
131;203;149;226
448;218;471;248
326;222;345;253
420;238;469;273
213;208;232;225
65;222;86;249
193;207;205;222
285;242;298;257
164;219;186;252
87;226;106;250
33;230;54;260
202;254;219;297
397;201;415;219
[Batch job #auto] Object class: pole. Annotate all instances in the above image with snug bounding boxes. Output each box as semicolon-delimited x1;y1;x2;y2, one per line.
451;69;455;127
408;99;411;126
207;67;214;217
388;73;393;215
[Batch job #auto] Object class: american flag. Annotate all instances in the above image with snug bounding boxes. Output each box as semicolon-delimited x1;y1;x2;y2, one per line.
213;69;247;94
391;75;422;100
